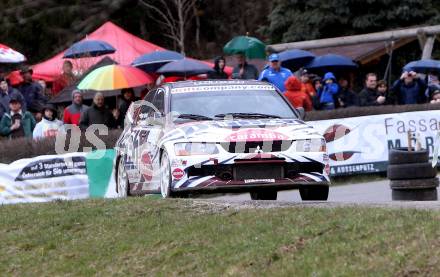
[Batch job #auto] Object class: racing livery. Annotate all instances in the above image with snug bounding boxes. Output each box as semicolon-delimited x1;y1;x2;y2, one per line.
115;80;330;200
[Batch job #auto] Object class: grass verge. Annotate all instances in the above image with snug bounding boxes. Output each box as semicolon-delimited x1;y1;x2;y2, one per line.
1;198;440;276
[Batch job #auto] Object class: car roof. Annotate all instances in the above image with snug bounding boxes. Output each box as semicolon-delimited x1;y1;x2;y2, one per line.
165;79;275;89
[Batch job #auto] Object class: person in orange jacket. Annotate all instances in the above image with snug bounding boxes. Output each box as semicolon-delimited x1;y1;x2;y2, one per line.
299;69;316;98
284;76;312;111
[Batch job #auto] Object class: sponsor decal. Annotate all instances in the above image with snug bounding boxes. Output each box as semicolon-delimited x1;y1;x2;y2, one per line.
172;84;274;94
323;124;351;142
244;179;275;184
226;129;289;142
140;151;153;181
171;159;188;167
172;168;185;180
329;151;361;161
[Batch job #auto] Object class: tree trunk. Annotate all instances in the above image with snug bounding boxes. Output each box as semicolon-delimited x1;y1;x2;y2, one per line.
177;0;185;55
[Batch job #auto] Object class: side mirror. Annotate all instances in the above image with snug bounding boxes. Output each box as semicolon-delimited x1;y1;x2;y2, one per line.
151;112;165;126
297;107;305;120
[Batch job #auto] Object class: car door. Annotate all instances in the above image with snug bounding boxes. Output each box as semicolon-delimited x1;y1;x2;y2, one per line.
124;89;159;193
143;88;167;192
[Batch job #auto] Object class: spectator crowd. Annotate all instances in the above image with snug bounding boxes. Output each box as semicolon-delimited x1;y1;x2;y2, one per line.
211;53;440;112
0;53;439;141
0;61;137;140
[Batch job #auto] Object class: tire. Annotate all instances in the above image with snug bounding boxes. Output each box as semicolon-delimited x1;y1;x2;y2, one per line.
299;185;329;201
160;152;173;198
392;188;438;201
387;162;437;180
116;157;129;197
388;148;428;165
250;189;277;200
390;178;439;190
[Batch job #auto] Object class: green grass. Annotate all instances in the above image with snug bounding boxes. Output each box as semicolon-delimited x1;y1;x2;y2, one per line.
1;198;440;276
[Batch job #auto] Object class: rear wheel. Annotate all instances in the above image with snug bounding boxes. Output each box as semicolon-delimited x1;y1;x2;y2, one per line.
250;189;277;200
299;185;329;201
160;152;173;198
117;158;129;197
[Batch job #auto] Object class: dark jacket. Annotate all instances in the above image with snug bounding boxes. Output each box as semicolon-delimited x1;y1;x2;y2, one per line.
338;87;359;107
79;104;116;130
391;78;426;104
359;87;380;106
232;62;259;80
0;111;36;138
18;82;48;113
208;57;229;79
117;97;137;128
0;87;26;118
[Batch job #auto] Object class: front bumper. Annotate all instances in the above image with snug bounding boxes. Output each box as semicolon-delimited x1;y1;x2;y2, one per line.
172;176;330;194
170;152;330;193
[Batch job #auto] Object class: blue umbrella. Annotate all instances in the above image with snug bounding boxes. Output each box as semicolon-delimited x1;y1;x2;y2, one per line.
305;54;358;71
63;40;116;59
403;59;440;74
156;58;214;77
132;50;184;72
279;49;315;71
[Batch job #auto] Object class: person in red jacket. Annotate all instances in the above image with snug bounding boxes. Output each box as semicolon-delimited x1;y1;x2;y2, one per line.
284;76;312;111
52;61;77;96
63;90;88;126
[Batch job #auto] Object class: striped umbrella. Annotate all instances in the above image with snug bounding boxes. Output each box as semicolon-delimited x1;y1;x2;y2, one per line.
0;43;26;63
77;64;154;91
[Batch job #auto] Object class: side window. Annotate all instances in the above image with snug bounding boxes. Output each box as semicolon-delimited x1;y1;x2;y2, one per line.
134;89;156;125
141;89;156;115
152;89;165;114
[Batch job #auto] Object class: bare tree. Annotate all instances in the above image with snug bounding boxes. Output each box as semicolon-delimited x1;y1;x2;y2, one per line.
139;0;196;55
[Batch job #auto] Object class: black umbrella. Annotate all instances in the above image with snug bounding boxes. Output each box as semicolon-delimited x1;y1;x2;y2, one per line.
278;49;315;71
132;50;184;72
156;58;214;77
305;54;358;70
403;59;440;74
63;40;116;59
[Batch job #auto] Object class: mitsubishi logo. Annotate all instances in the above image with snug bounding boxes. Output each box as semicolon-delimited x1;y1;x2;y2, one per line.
254;145;264;153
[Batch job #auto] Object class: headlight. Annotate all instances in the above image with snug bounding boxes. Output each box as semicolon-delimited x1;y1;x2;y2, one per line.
293;139;326;152
174;143;219;156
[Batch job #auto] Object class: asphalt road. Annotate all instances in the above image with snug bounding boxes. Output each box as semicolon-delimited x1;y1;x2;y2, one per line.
212;179;440;208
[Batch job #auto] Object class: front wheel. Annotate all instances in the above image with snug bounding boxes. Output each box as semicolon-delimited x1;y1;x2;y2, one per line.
299;185;329;201
160;152;174;198
250;189;277;200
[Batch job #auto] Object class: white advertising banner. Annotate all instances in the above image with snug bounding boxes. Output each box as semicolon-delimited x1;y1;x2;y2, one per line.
0;153;89;204
0;150;118;205
309;110;440;176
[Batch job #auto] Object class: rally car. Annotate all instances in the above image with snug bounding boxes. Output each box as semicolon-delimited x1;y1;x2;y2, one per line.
115;80;330;200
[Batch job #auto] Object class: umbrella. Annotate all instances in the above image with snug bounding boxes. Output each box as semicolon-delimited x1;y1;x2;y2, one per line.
0;43;26;63
223;35;266;59
77;64;154;91
63;40;116;59
132;50;184;72
278;49;315;71
156;58;214;77
305;54;358;71
403;59;440;74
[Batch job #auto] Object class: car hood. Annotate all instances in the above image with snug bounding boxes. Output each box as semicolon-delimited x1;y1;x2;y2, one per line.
161;118;321;144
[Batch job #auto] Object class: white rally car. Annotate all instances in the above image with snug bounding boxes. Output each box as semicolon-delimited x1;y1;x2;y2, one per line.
115;80;330;200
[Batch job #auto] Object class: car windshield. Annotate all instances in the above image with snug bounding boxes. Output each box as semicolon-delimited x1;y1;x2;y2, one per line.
170;85;297;122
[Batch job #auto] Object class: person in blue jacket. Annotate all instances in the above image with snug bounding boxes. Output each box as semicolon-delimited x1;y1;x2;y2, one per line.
317;72;339;110
258;53;292;93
